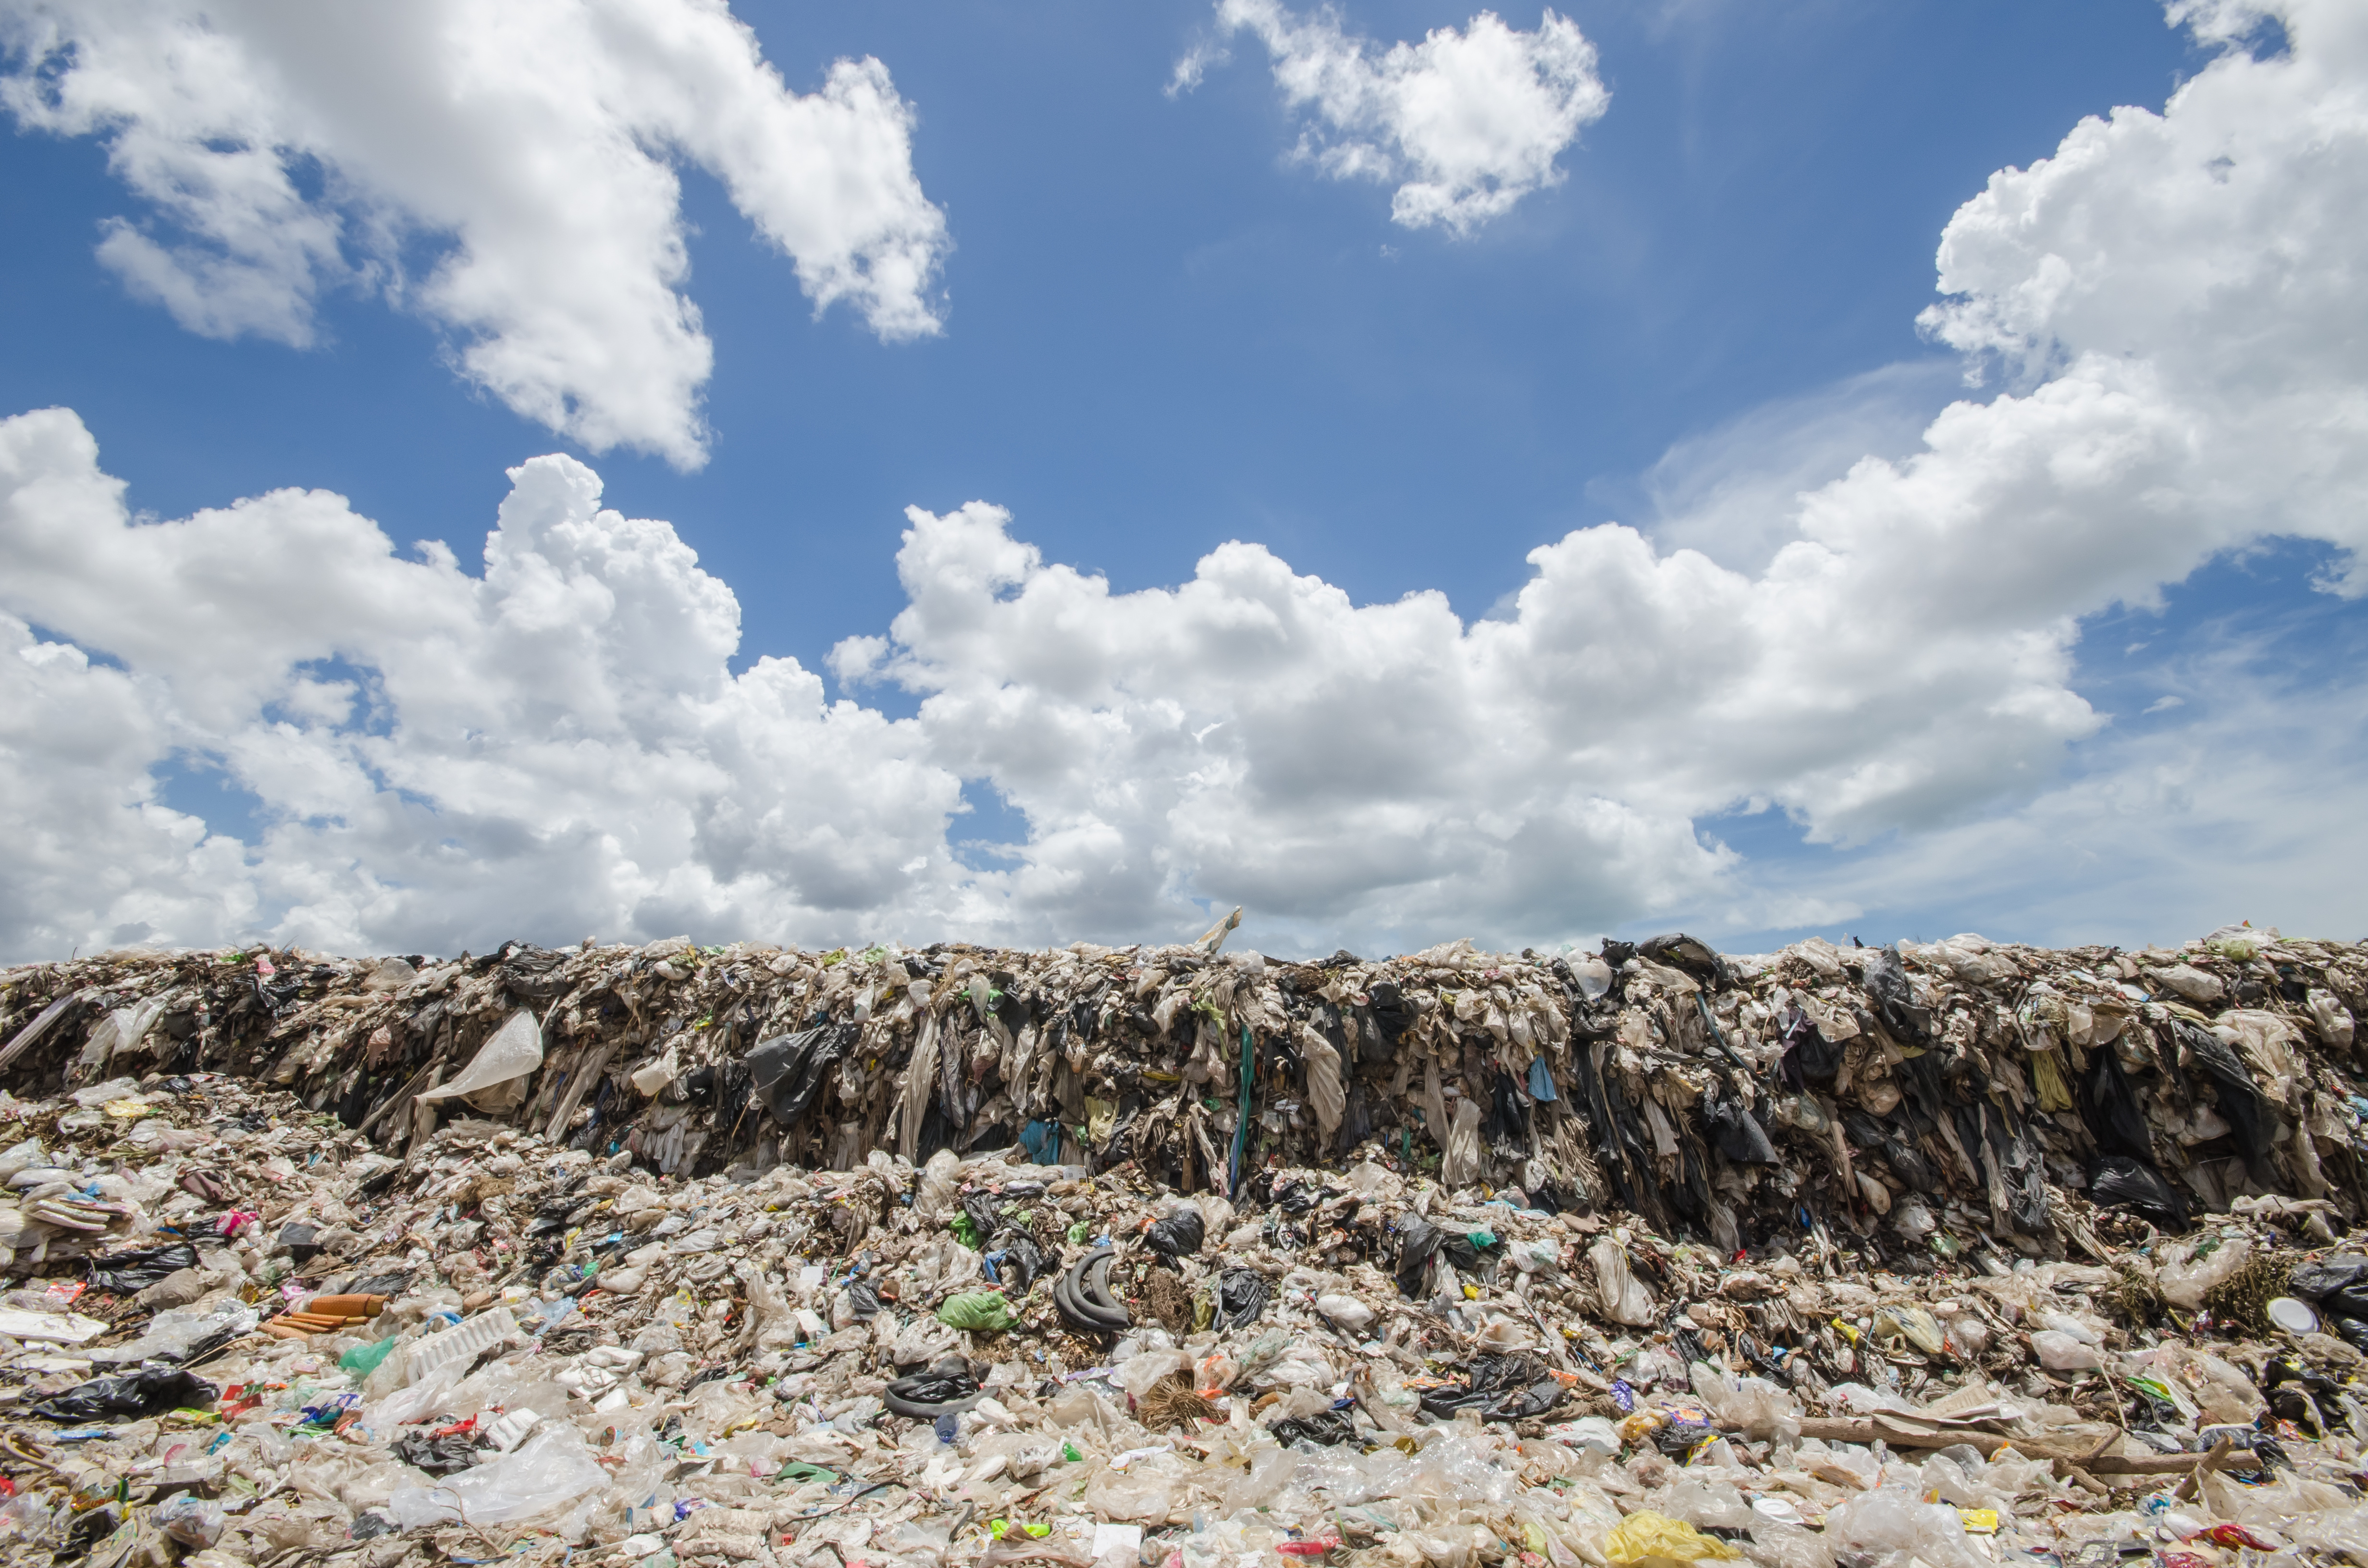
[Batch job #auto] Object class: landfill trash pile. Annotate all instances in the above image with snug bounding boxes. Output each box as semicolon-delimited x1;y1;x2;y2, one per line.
0;923;2363;1568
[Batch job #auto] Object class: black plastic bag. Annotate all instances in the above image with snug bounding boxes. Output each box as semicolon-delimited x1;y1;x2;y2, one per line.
1215;1268;1269;1331
1394;1215;1446;1297
1337;1079;1376;1157
2176;1022;2279;1162
30;1368;216;1422
1270;1409;1359;1446
395;1432;481;1474
1779;1008;1841;1086
1365;983;1416;1054
85;1242;201;1294
747;1024;859;1125
1000;1231;1049;1293
2291;1256;2368;1300
273;1223;324;1266
888;1370;977;1403
1485;1071;1529;1150
1146;1207;1205;1261
1639;933;1725;984
845;1280;883;1320
1859;945;1930;1046
2088;1154;2190;1231
1270;1180;1320;1215
1417;1353;1563;1423
2082;1050;2156;1162
2331;1316;2368;1356
1701;1079;1777;1164
348;1270;413;1298
962;1191;1007;1247
884;1357;983;1418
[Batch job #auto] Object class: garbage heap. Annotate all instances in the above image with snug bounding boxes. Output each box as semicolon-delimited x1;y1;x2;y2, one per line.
0;927;2362;1568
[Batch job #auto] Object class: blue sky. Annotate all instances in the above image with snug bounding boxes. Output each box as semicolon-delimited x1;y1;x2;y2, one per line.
3;0;2194;644
0;0;2359;960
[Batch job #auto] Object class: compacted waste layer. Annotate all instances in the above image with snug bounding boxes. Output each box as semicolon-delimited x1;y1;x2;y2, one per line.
0;925;2364;1568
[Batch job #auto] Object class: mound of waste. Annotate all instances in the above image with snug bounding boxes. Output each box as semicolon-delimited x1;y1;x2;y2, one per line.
0;924;2362;1567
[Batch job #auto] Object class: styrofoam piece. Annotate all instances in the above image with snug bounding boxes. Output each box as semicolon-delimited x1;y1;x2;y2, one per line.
481;1407;541;1452
405;1307;517;1384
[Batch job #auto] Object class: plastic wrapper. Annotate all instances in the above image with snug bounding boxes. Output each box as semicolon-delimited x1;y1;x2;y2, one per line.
1442;1097;1484;1188
1270;1408;1359;1446
1418;1352;1563;1422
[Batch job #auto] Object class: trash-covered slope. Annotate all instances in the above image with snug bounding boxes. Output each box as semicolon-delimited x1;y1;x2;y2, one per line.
0;927;2365;1566
5;927;2361;1250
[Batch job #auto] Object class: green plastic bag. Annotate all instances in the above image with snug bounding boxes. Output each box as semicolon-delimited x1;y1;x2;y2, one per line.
339;1336;398;1377
950;1213;984;1249
937;1290;1017;1333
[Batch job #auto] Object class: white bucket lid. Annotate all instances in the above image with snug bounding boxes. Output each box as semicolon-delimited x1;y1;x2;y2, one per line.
2267;1296;2319;1334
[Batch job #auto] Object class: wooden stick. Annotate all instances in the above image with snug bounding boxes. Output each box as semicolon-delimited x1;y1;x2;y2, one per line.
2091;1446;2245;1478
2175;1436;2235;1498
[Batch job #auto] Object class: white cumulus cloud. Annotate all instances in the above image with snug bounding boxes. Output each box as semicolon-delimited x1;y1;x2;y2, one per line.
1174;0;1609;233
0;0;950;467
3;0;2368;960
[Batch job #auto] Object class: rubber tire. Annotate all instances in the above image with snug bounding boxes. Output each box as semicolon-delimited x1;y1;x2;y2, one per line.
1080;1251;1130;1324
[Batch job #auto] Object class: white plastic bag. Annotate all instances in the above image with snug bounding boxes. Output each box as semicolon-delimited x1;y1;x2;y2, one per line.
1689;1361;1802;1441
2308;989;2356;1050
2157;1236;2249;1310
1316;1293;1375;1331
2030;1329;2104;1371
1824;1489;1989;1568
1588;1236;1656;1327
913;1149;962;1221
387;1427;604;1528
418;1010;543;1114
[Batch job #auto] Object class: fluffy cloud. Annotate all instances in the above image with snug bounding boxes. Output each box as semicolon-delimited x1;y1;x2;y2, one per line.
0;0;949;466
0;407;969;960
3;0;2367;961
1173;0;1608;233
